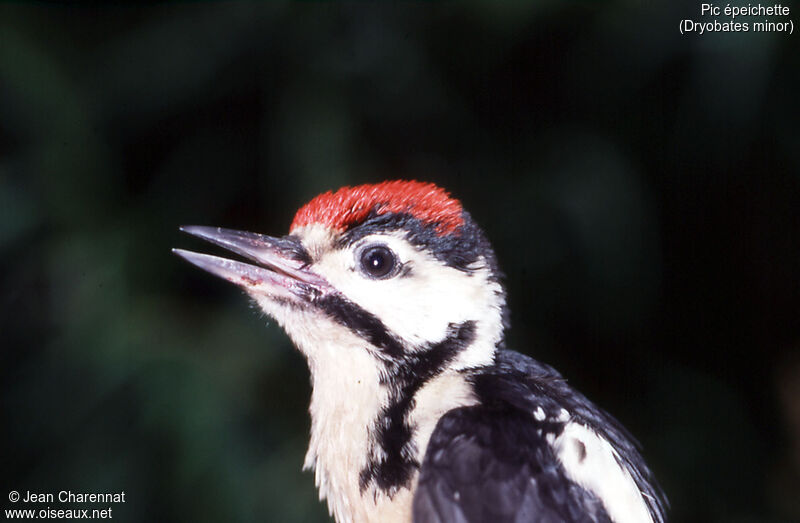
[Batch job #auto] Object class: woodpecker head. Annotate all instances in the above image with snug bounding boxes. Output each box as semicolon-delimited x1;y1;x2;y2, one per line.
175;181;667;523
175;181;507;517
175;181;507;371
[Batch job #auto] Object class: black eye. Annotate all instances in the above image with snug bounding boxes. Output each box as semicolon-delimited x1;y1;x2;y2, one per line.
359;245;397;279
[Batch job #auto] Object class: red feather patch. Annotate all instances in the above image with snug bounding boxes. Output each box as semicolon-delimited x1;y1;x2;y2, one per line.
290;180;464;236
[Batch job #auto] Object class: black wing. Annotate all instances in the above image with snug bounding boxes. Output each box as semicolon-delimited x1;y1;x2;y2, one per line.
412;405;612;523
481;350;667;523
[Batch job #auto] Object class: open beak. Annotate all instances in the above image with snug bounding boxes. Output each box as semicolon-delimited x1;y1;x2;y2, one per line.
173;226;330;303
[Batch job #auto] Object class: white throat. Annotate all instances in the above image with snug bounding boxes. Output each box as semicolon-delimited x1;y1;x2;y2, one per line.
258;299;479;523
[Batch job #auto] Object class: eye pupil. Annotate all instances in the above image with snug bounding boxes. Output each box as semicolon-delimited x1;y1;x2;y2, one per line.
360;246;396;278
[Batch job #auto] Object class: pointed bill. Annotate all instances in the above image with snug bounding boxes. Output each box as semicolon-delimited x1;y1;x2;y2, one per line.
174;226;330;303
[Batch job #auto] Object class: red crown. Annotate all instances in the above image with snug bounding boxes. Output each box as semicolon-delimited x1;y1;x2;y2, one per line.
290;181;464;236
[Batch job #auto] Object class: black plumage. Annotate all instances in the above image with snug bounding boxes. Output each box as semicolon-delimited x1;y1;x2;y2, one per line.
413;351;667;523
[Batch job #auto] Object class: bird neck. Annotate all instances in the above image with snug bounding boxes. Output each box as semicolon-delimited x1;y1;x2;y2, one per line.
304;335;385;522
292;319;483;522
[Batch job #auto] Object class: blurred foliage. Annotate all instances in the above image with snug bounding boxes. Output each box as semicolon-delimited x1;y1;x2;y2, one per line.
1;2;798;522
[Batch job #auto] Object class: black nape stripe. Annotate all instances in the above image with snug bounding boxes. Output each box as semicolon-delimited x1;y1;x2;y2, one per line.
314;287;479;494
359;320;477;495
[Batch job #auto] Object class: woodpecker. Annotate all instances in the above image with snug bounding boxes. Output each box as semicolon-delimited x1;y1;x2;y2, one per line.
174;181;667;523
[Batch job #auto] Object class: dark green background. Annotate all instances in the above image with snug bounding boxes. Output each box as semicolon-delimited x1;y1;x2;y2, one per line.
2;2;798;522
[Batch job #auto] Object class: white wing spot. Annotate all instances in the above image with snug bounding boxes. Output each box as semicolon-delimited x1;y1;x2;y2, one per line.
555;422;654;523
558;408;570;422
534;406;546;421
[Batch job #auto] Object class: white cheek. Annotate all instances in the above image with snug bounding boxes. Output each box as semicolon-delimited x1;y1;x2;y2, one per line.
313;236;504;359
